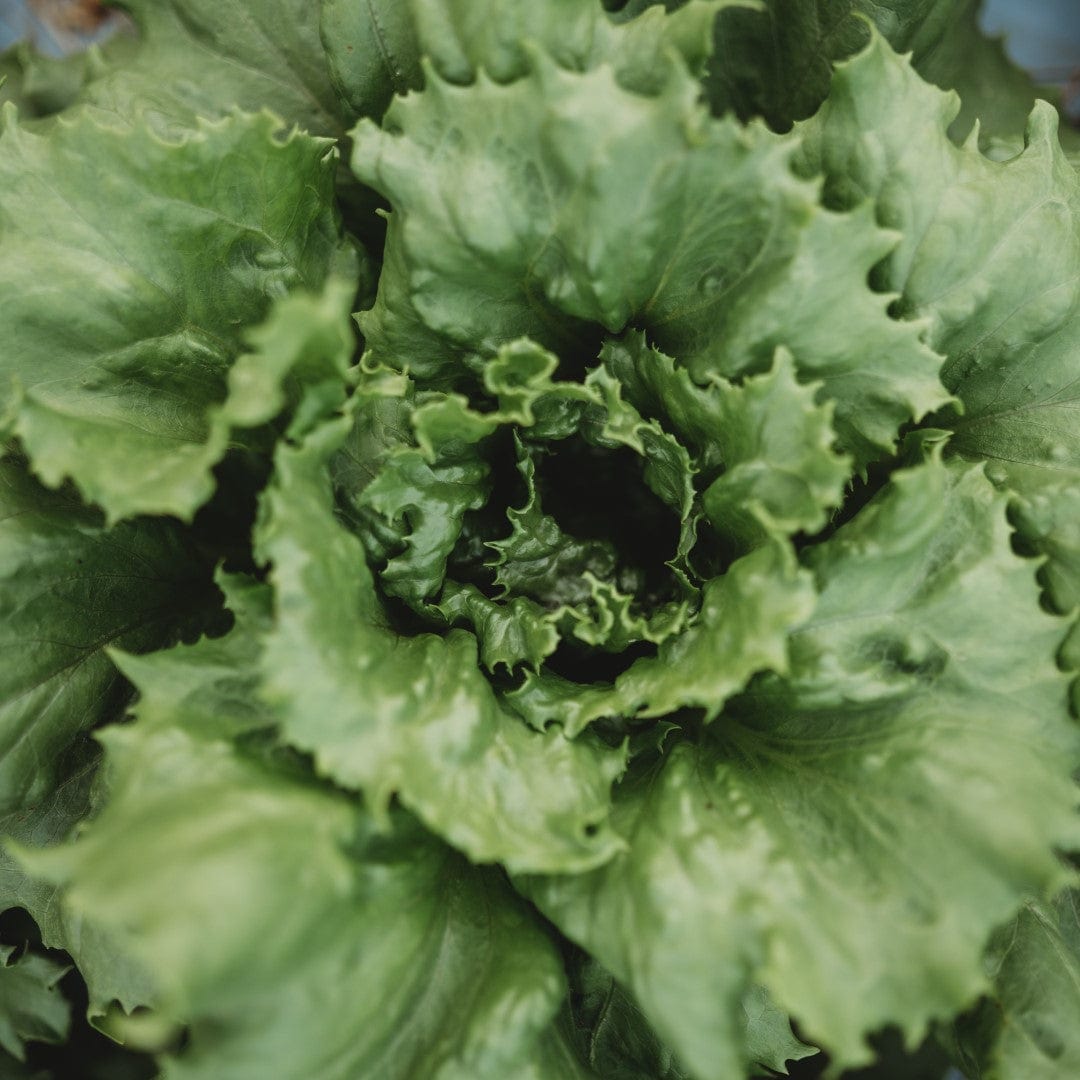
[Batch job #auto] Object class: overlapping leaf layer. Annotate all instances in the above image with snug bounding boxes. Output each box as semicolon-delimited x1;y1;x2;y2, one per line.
0;2;1078;1078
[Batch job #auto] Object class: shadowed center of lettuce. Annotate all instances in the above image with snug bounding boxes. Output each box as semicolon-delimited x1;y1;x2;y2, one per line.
332;347;702;683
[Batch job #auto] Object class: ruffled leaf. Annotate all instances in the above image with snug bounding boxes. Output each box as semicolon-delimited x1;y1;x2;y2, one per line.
0;109;342;521
697;348;850;549
802;30;1080;619
321;0;729;121
508;539;815;734
706;0;1071;150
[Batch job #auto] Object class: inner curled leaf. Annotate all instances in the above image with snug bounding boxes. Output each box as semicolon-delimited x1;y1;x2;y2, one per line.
330;335;822;730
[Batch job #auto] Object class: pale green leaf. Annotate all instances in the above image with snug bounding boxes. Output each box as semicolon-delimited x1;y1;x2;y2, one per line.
82;0;347;136
0;108;341;522
520;743;779;1080
19;727;565;1080
801;30;1080;618
698;348;851;550
218;275;359;443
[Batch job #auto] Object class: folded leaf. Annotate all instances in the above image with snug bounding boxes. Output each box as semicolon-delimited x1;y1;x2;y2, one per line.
697;349;851;549
507;539;814;734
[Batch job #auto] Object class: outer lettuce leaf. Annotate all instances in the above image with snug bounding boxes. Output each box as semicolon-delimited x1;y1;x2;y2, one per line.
521;741;783;1080
320;0;728;121
800;33;1080;618
0;108;342;522
0;40;128;121
0;458;217;813
2;574;267;1023
0;946;69;1063
19;726;566;1080
706;0;1074;151
255;417;627;873
951;889;1080;1079
523;457;1080;1073
0;747;157;1019
80;0;347;136
352;52;944;467
551;953;813;1079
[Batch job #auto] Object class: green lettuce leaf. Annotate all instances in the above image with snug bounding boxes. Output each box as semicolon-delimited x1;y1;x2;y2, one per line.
522;455;1080;1073
216;273;360;444
255;417;627;872
0;457;217;813
109;573;275;741
19;726;566;1080
550;953;814;1079
352;49;944;467
951;889;1080;1080
0;946;69;1063
0;746;157;1019
81;0;347;136
800;31;1080;619
333;339;700;672
696;348;850;550
0;40;127;121
507;539;814;735
706;0;1073;150
0;108;342;521
320;0;728;121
